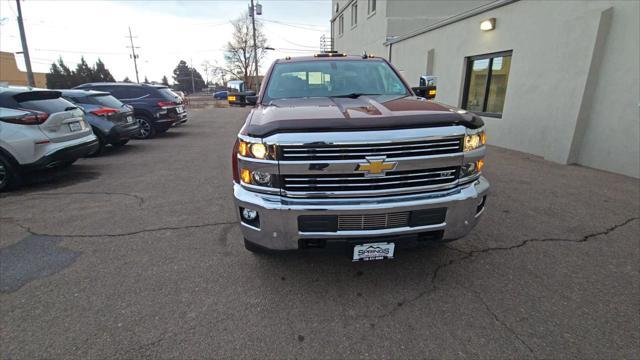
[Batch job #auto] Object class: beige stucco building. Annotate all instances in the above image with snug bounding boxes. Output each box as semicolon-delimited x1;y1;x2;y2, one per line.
0;51;47;88
331;0;640;178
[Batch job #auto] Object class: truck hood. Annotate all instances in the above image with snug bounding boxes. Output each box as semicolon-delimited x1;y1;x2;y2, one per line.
245;95;483;137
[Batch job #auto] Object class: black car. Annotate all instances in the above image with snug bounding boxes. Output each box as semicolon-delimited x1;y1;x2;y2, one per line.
73;83;187;139
60;90;139;156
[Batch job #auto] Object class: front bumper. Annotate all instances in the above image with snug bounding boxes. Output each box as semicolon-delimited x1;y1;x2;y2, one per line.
233;176;489;251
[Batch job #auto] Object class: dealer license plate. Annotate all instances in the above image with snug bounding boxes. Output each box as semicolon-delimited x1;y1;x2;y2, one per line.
352;242;395;261
68;121;82;132
177;106;184;113
126;115;134;123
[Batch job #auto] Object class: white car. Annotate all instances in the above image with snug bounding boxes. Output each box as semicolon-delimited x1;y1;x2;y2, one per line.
0;88;98;191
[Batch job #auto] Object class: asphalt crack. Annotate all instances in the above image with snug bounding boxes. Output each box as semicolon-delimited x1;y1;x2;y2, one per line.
21;191;146;208
10;220;237;238
466;286;535;356
377;217;639;338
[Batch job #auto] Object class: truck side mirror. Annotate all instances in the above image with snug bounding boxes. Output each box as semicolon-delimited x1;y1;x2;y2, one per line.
246;95;258;105
412;87;426;98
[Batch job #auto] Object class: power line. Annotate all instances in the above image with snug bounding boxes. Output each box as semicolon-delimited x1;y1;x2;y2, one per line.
34;48;128;55
261;19;328;32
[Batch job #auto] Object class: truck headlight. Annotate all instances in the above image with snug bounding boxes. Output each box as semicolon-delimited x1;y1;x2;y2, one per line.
237;140;271;159
463;129;486;152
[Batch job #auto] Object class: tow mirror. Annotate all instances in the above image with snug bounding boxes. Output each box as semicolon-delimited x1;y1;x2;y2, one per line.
246;95;258;105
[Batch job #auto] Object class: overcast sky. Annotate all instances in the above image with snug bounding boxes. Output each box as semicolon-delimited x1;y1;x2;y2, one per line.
0;0;330;83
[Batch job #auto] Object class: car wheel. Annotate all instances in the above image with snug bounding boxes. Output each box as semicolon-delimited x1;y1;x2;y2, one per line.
0;154;22;192
86;129;105;157
135;116;156;139
112;139;129;147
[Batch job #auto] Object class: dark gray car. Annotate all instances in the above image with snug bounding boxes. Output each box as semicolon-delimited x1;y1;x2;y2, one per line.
60;90;139;156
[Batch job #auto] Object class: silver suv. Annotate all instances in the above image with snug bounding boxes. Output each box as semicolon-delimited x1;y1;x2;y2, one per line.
0;88;98;191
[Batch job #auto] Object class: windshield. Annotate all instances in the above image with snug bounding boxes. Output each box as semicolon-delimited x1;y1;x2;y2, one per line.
263;60;408;102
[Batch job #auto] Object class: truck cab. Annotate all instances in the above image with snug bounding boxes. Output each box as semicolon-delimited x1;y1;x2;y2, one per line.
232;54;488;261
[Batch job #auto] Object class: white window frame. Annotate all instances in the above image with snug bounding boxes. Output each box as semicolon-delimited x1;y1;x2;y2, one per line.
338;14;344;36
351;2;358;28
367;0;376;17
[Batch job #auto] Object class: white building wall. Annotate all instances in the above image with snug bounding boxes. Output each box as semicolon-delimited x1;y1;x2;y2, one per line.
389;0;639;178
332;0;389;57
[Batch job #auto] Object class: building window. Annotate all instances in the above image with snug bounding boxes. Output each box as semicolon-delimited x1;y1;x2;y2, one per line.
351;2;358;27
338;14;344;35
368;0;376;15
462;50;512;117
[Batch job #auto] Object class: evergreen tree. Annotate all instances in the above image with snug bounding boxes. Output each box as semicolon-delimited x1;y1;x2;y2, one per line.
123;76;132;83
161;75;169;86
144;76;149;84
46;62;64;89
92;58;115;82
172;60;205;94
74;57;93;85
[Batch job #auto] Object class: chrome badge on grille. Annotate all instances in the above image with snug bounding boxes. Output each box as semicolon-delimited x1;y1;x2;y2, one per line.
355;156;398;177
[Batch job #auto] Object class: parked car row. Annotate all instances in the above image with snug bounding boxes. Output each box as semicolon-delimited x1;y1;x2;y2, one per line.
0;82;188;192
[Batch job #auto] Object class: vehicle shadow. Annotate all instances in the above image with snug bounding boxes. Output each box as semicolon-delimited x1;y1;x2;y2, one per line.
98;143;143;157
4;165;101;195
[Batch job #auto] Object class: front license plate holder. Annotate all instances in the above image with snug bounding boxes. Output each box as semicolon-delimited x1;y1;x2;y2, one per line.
352;242;395;261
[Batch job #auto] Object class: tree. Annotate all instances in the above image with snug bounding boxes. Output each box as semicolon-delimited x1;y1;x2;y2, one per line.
46;57;75;88
92;58;115;82
161;75;169;86
224;11;268;90
46;57;116;88
74;56;93;85
123;76;132;83
172;60;205;94
144;76;149;84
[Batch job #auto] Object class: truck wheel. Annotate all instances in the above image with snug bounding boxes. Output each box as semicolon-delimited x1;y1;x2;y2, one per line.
244;238;268;254
0;154;22;192
135;116;156;139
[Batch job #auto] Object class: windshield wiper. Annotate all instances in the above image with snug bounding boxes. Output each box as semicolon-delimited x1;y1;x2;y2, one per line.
330;93;382;99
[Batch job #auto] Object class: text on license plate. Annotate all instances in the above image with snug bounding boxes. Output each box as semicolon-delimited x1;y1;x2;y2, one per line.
127;115;134;123
353;242;395;261
177;106;184;113
68;121;83;132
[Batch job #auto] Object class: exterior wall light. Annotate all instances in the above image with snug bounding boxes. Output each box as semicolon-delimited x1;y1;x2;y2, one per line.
480;18;496;31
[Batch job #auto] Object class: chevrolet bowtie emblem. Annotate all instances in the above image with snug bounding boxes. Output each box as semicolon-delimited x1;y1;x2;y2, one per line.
356;157;397;177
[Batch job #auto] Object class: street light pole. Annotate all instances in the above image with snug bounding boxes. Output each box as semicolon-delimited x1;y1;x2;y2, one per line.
250;0;260;92
15;0;35;87
190;58;196;94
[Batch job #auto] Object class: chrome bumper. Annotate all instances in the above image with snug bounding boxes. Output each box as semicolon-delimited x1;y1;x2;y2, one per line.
233;176;489;250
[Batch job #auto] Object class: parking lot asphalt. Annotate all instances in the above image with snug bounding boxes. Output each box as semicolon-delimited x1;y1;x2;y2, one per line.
1;107;638;359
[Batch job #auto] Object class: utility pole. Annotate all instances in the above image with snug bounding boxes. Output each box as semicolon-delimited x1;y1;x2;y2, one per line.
15;0;34;87
249;0;260;91
127;27;140;83
190;58;196;94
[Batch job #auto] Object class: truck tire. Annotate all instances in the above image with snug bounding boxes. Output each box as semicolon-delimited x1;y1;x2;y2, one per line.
0;153;22;192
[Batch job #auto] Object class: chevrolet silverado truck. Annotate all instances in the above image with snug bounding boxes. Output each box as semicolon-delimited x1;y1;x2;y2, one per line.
232;54;488;261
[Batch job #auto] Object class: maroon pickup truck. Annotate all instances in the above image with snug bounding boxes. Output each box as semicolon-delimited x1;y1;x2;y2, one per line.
231;53;488;261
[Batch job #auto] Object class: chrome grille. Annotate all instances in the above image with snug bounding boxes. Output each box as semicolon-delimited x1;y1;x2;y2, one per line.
282;166;459;194
279;137;463;161
338;212;409;231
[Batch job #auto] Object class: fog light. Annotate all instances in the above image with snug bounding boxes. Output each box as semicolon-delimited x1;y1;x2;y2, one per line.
242;208;258;221
252;170;271;185
240;169;251;184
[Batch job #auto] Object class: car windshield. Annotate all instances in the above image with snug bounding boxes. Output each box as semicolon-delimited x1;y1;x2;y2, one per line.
263;60;408;102
90;94;124;108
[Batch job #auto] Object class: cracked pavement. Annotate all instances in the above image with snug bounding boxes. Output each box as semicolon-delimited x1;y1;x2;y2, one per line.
1;107;639;359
